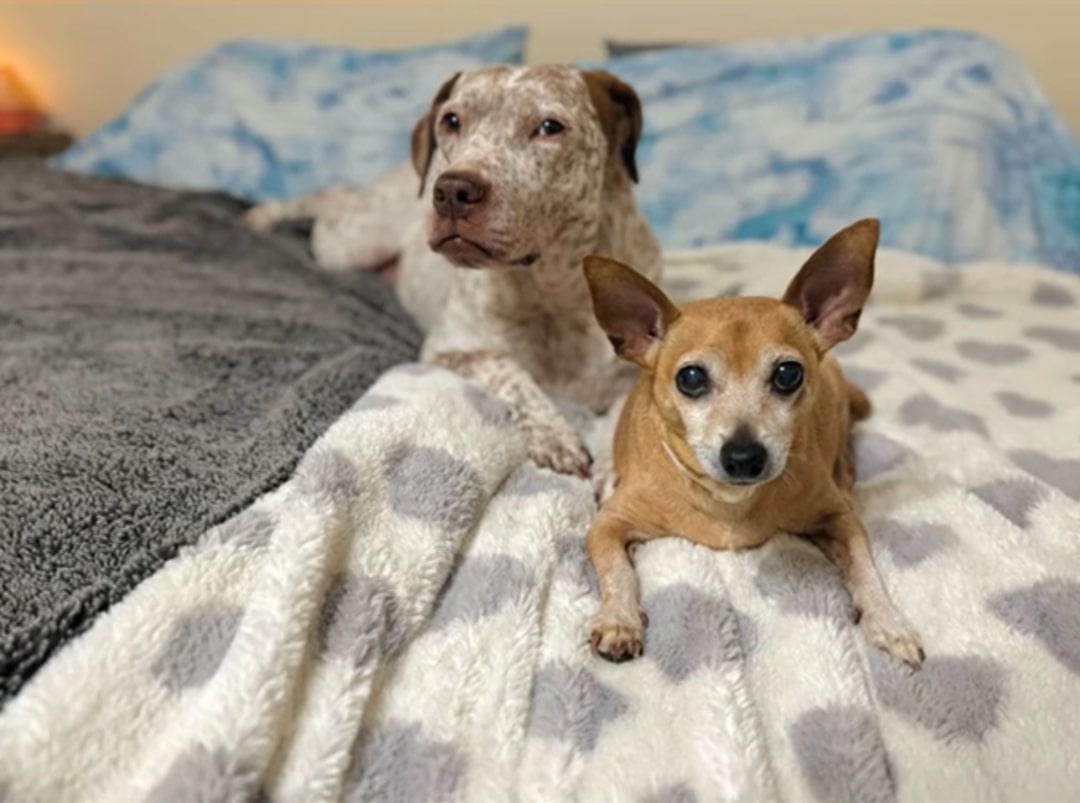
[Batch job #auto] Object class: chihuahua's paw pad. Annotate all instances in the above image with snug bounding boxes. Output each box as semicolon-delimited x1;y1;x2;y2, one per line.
861;609;924;670
528;426;592;479
588;609;646;663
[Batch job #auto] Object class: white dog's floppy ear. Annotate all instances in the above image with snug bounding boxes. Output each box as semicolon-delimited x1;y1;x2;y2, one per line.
580;70;644;183
782;218;880;349
411;72;462;197
584;254;679;369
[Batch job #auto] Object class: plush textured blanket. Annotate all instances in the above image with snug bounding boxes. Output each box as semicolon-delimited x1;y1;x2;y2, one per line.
0;160;421;707
1;242;1078;803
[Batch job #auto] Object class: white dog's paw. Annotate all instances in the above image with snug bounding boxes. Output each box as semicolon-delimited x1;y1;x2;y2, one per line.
588;605;648;663
526;421;592;479
859;604;925;670
241;203;284;232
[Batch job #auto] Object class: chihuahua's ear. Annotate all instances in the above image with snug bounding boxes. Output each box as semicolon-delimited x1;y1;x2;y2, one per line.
580;70;644;183
411;72;462;197
782;218;879;350
584;254;679;368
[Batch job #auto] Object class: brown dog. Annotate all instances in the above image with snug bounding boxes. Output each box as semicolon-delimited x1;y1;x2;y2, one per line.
581;219;924;669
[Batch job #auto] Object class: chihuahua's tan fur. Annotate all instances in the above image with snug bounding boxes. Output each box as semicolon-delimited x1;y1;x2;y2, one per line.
582;219;924;669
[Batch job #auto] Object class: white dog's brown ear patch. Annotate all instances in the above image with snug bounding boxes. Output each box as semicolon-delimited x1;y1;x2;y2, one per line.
580;71;644;183
583;254;679;368
782;218;880;349
411;72;462;197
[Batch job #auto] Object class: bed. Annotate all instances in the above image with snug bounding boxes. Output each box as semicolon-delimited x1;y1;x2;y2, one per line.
1;26;1078;803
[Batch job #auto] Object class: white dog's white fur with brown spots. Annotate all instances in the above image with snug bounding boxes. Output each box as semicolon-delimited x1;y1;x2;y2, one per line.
244;65;662;484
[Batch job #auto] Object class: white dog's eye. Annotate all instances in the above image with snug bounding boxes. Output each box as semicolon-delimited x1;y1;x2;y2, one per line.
441;112;461;132
535;119;565;137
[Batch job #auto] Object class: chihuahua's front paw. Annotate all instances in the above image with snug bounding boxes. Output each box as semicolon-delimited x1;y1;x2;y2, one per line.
588;607;648;663
527;423;592;479
860;606;924;670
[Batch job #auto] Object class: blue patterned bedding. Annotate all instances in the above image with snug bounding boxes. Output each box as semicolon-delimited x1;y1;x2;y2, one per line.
55;28;1080;273
592;30;1080;272
53;28;526;202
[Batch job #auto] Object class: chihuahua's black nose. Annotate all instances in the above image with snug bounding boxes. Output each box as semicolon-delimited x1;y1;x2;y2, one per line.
720;434;768;480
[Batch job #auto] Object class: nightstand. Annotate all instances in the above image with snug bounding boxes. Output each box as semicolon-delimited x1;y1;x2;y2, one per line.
0;131;74;160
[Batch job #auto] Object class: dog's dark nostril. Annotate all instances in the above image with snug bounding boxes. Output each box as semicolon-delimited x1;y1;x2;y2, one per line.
720;439;769;480
432;171;490;219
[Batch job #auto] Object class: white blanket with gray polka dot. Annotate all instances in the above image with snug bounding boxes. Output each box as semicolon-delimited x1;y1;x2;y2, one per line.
2;243;1078;803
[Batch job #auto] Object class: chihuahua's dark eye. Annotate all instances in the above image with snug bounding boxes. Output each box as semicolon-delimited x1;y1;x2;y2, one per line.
535;119;565;137
441;112;461;132
675;365;710;398
772;361;804;394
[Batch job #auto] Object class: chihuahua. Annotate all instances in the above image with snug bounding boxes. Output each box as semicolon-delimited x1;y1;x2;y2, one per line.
581;219;924;669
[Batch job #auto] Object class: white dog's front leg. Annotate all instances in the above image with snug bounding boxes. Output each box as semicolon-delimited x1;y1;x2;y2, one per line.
429;350;593;478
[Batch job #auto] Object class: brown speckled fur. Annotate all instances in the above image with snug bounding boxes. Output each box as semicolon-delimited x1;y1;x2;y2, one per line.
247;66;662;478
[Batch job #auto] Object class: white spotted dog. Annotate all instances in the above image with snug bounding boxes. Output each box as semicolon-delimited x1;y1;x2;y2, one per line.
246;66;662;483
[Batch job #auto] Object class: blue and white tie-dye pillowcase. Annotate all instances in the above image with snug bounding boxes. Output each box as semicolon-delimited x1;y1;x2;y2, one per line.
590;30;1080;273
53;27;527;202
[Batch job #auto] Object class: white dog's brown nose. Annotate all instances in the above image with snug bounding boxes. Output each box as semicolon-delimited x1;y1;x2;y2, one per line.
433;171;489;220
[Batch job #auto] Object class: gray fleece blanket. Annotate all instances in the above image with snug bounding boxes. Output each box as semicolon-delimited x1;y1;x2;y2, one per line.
0;159;420;706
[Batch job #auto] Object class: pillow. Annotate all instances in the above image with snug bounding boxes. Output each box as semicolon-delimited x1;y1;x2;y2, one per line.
53;27;527;202
585;30;1080;272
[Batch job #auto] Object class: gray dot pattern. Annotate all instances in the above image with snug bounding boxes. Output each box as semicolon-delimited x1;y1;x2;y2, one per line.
318;573;404;666
989;580;1080;675
1032;282;1076;308
868;650;1006;742
898;394;988;436
954;302;1003;319
754;548;852;621
972;478;1044;529
643;583;756;682
878;314;944;341
1023;325;1080;352
994;391;1054;419
909;357;964;383
870;518;959;568
428;554;534;632
955;339;1031;366
386;446;485;530
791;706;896;803
528;663;629;753
345;722;465;803
1008;449;1080;500
151;604;243;692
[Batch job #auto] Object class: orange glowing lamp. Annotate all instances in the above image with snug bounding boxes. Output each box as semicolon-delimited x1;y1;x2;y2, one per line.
0;65;45;136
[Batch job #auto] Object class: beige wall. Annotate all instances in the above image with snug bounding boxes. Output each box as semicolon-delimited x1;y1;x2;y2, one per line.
2;1;1076;138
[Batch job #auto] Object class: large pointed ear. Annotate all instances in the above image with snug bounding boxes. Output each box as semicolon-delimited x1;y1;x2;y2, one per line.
782;218;879;349
410;72;461;197
583;254;679;368
580;70;644;183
